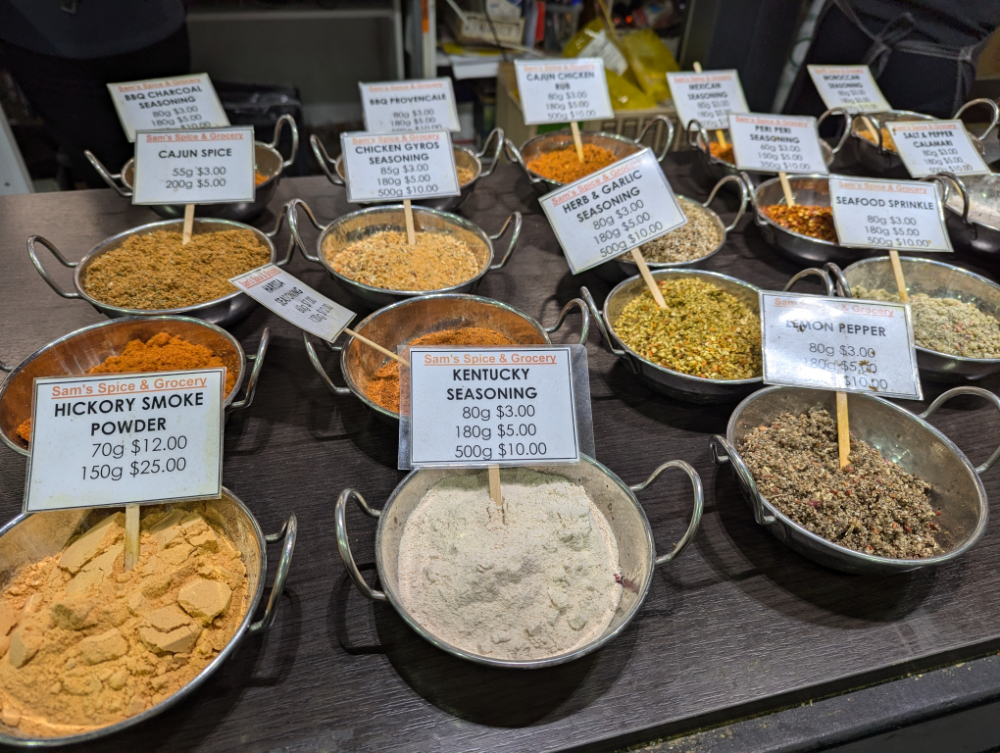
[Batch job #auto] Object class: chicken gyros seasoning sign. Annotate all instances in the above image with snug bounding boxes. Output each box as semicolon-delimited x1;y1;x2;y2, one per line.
340;130;460;202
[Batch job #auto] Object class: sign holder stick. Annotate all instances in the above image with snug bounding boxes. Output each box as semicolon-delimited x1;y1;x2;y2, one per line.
124;504;140;571
488;464;502;507
182;203;195;245
889;250;910;302
403;199;416;245
569;121;585;163
630;248;666;308
779;172;795;208
692;62;728;150
344;327;410;367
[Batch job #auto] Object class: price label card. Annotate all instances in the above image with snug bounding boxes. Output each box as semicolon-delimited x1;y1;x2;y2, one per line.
404;346;586;468
108;73;229;143
539;149;687;274
514;58;614;125
666;69;749;130
730;113;829;175
807;65;891;114
340;130;460;202
760;292;921;400
886;120;990;177
133;126;255;205
230;264;355;342
829;176;952;252
24;369;225;513
360;78;460;133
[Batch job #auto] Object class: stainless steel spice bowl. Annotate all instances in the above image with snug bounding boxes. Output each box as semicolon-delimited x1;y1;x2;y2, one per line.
335;455;702;668
302;292;590;424
594;173;749;284
0;316;270;456
27;208;294;327
504;117;674;194
581;267;833;404
84;114;300;222
826;255;1000;382
311;128;505;212
289;200;522;310
0;487;296;746
710;385;999;575
943;172;1000;256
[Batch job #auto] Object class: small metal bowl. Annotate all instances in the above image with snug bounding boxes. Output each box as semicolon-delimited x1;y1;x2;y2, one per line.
0;316;270;456
943;172;1000;255
594;173;750;284
0;487;296;746
504;116;674;194
84;114;299;222
581;267;833;404
27;207;293;327
311;128;504;212
826;255;1000;382
302;293;590;424
710;385;1000;575
847;100;998;178
335;455;702;668
289;200;522;310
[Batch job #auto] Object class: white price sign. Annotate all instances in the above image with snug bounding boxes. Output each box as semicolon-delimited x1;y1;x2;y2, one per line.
133;126;255;205
729;113;829;174
887;120;990;177
666;69;749;130
406;346;582;468
760;292;921;400
360;78;460;133
108;73;229;143
514;58;614;125
230;264;355;342
829;176;952;252
539;149;687;274
340;130;460;202
807;65;891;114
24;369;225;513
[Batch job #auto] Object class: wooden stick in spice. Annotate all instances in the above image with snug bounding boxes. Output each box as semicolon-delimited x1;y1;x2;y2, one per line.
488;464;502;507
182;203;195;245
569;121;585;163
124;504;140;571
889;250;909;302
630;247;667;308
779;172;796;208
345;327;410;367
403;199;416;245
836;391;851;470
692;62;728;150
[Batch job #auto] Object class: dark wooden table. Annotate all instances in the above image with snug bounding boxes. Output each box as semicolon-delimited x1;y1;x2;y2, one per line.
3;155;1000;753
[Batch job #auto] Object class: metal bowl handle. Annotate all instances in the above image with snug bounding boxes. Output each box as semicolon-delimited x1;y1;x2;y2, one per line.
489;212;522;270
686;118;709;152
477;127;505;178
229;327;270;412
629;460;704;567
336;488;387;602
543;297;590;346
924;171;971;227
954;98;1000;141
709;435;776;525
918;386;1000;474
265;200;296;266
816;107;853;155
783;267;834;296
302;331;351;396
270;114;300;170
27;235;81;299
579;286;628;360
705;174;749;233
249;513;298;633
84;150;132;198
288;198;327;264
638;114;675;162
310;134;345;187
504;138;545;185
824;262;852;297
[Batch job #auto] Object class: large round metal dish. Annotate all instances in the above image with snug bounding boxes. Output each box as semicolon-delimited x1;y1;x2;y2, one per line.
302;293;590;424
944;172;1000;255
84;114;299;222
505;116;674;194
710;385;1000;575
311;128;504;212
848;99;998;178
826;255;1000;382
289;200;521;310
335;455;702;668
581;267;833;404
0;488;296;746
0;316;270;456
594;173;749;283
27;209;293;327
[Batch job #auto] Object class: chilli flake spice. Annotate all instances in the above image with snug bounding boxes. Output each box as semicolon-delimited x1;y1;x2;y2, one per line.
614;277;761;380
762;204;838;243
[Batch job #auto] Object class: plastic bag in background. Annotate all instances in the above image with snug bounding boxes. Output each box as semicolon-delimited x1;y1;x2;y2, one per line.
562;18;657;109
619;27;680;103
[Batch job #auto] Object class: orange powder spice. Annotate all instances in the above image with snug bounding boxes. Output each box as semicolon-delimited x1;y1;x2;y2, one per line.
526;144;618;184
708;142;734;164
365;327;517;414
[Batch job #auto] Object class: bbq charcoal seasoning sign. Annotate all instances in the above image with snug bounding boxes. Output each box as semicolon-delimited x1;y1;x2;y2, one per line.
539;149;687;273
340;130;460;202
108;73;229;142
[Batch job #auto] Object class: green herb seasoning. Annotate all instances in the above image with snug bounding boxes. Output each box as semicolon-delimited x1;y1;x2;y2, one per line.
614;278;762;379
